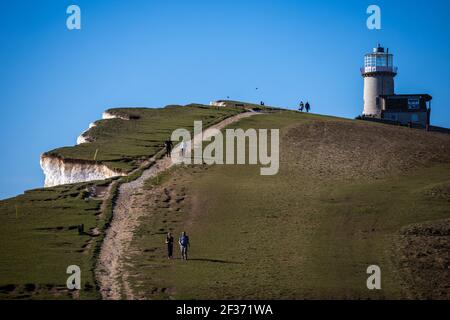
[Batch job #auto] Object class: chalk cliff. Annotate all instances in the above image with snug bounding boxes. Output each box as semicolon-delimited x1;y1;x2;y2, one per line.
41;111;131;187
40;155;125;187
77;122;97;145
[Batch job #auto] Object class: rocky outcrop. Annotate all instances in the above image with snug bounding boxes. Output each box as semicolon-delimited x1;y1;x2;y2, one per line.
40;155;126;187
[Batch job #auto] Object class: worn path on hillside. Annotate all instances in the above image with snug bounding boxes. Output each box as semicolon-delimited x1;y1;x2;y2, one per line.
96;111;260;300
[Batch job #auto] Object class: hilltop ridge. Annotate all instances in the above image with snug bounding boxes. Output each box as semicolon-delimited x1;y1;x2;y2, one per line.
40;104;244;187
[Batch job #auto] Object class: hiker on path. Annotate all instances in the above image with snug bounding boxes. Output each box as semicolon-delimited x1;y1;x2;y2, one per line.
299;101;304;112
165;232;174;259
179;231;190;260
305;102;311;113
180;140;187;157
164;139;173;158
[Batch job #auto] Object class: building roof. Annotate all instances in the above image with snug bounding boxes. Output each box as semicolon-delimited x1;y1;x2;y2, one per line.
380;94;432;101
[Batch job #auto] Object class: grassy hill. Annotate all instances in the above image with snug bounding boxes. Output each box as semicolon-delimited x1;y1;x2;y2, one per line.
0;104;243;299
123;111;450;299
1;105;449;300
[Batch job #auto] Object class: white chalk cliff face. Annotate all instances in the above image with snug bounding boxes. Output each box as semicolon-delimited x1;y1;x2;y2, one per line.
40;155;126;187
76;135;89;145
102;111;129;120
41;111;131;187
76;123;97;145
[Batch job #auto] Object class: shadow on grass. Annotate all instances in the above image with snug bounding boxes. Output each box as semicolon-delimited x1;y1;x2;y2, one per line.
188;258;243;264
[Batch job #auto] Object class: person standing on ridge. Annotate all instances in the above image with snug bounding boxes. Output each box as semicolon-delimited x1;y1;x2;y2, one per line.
305;101;311;113
299;101;304;112
179;231;190;260
165;232;174;259
164;139;173;158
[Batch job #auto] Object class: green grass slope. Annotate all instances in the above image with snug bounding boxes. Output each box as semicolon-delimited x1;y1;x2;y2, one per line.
0;181;112;299
124;111;450;299
45;105;243;172
0;105;243;299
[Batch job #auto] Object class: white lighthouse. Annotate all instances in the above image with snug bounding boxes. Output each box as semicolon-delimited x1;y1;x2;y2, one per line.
361;44;397;117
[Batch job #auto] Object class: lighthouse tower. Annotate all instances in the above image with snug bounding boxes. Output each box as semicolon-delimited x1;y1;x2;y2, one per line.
361;44;398;117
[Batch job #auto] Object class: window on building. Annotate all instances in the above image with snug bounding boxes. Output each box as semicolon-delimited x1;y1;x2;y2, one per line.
365;54;393;68
408;98;420;109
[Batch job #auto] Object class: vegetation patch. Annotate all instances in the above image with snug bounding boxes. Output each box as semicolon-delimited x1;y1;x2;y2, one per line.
0;180;114;299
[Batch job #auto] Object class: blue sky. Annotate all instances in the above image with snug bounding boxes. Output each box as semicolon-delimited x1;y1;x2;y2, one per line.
0;0;449;199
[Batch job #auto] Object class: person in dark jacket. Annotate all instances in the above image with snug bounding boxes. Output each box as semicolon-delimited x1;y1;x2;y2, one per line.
164;139;173;158
299;101;304;112
165;232;174;259
305;102;311;113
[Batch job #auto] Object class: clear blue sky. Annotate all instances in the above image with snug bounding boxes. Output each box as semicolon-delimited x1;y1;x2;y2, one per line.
1;0;449;199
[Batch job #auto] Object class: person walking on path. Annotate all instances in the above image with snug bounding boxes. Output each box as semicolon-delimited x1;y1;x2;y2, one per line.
165;232;174;259
179;231;190;260
299;101;304;112
164;139;173;158
180;140;187;157
305;102;311;113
